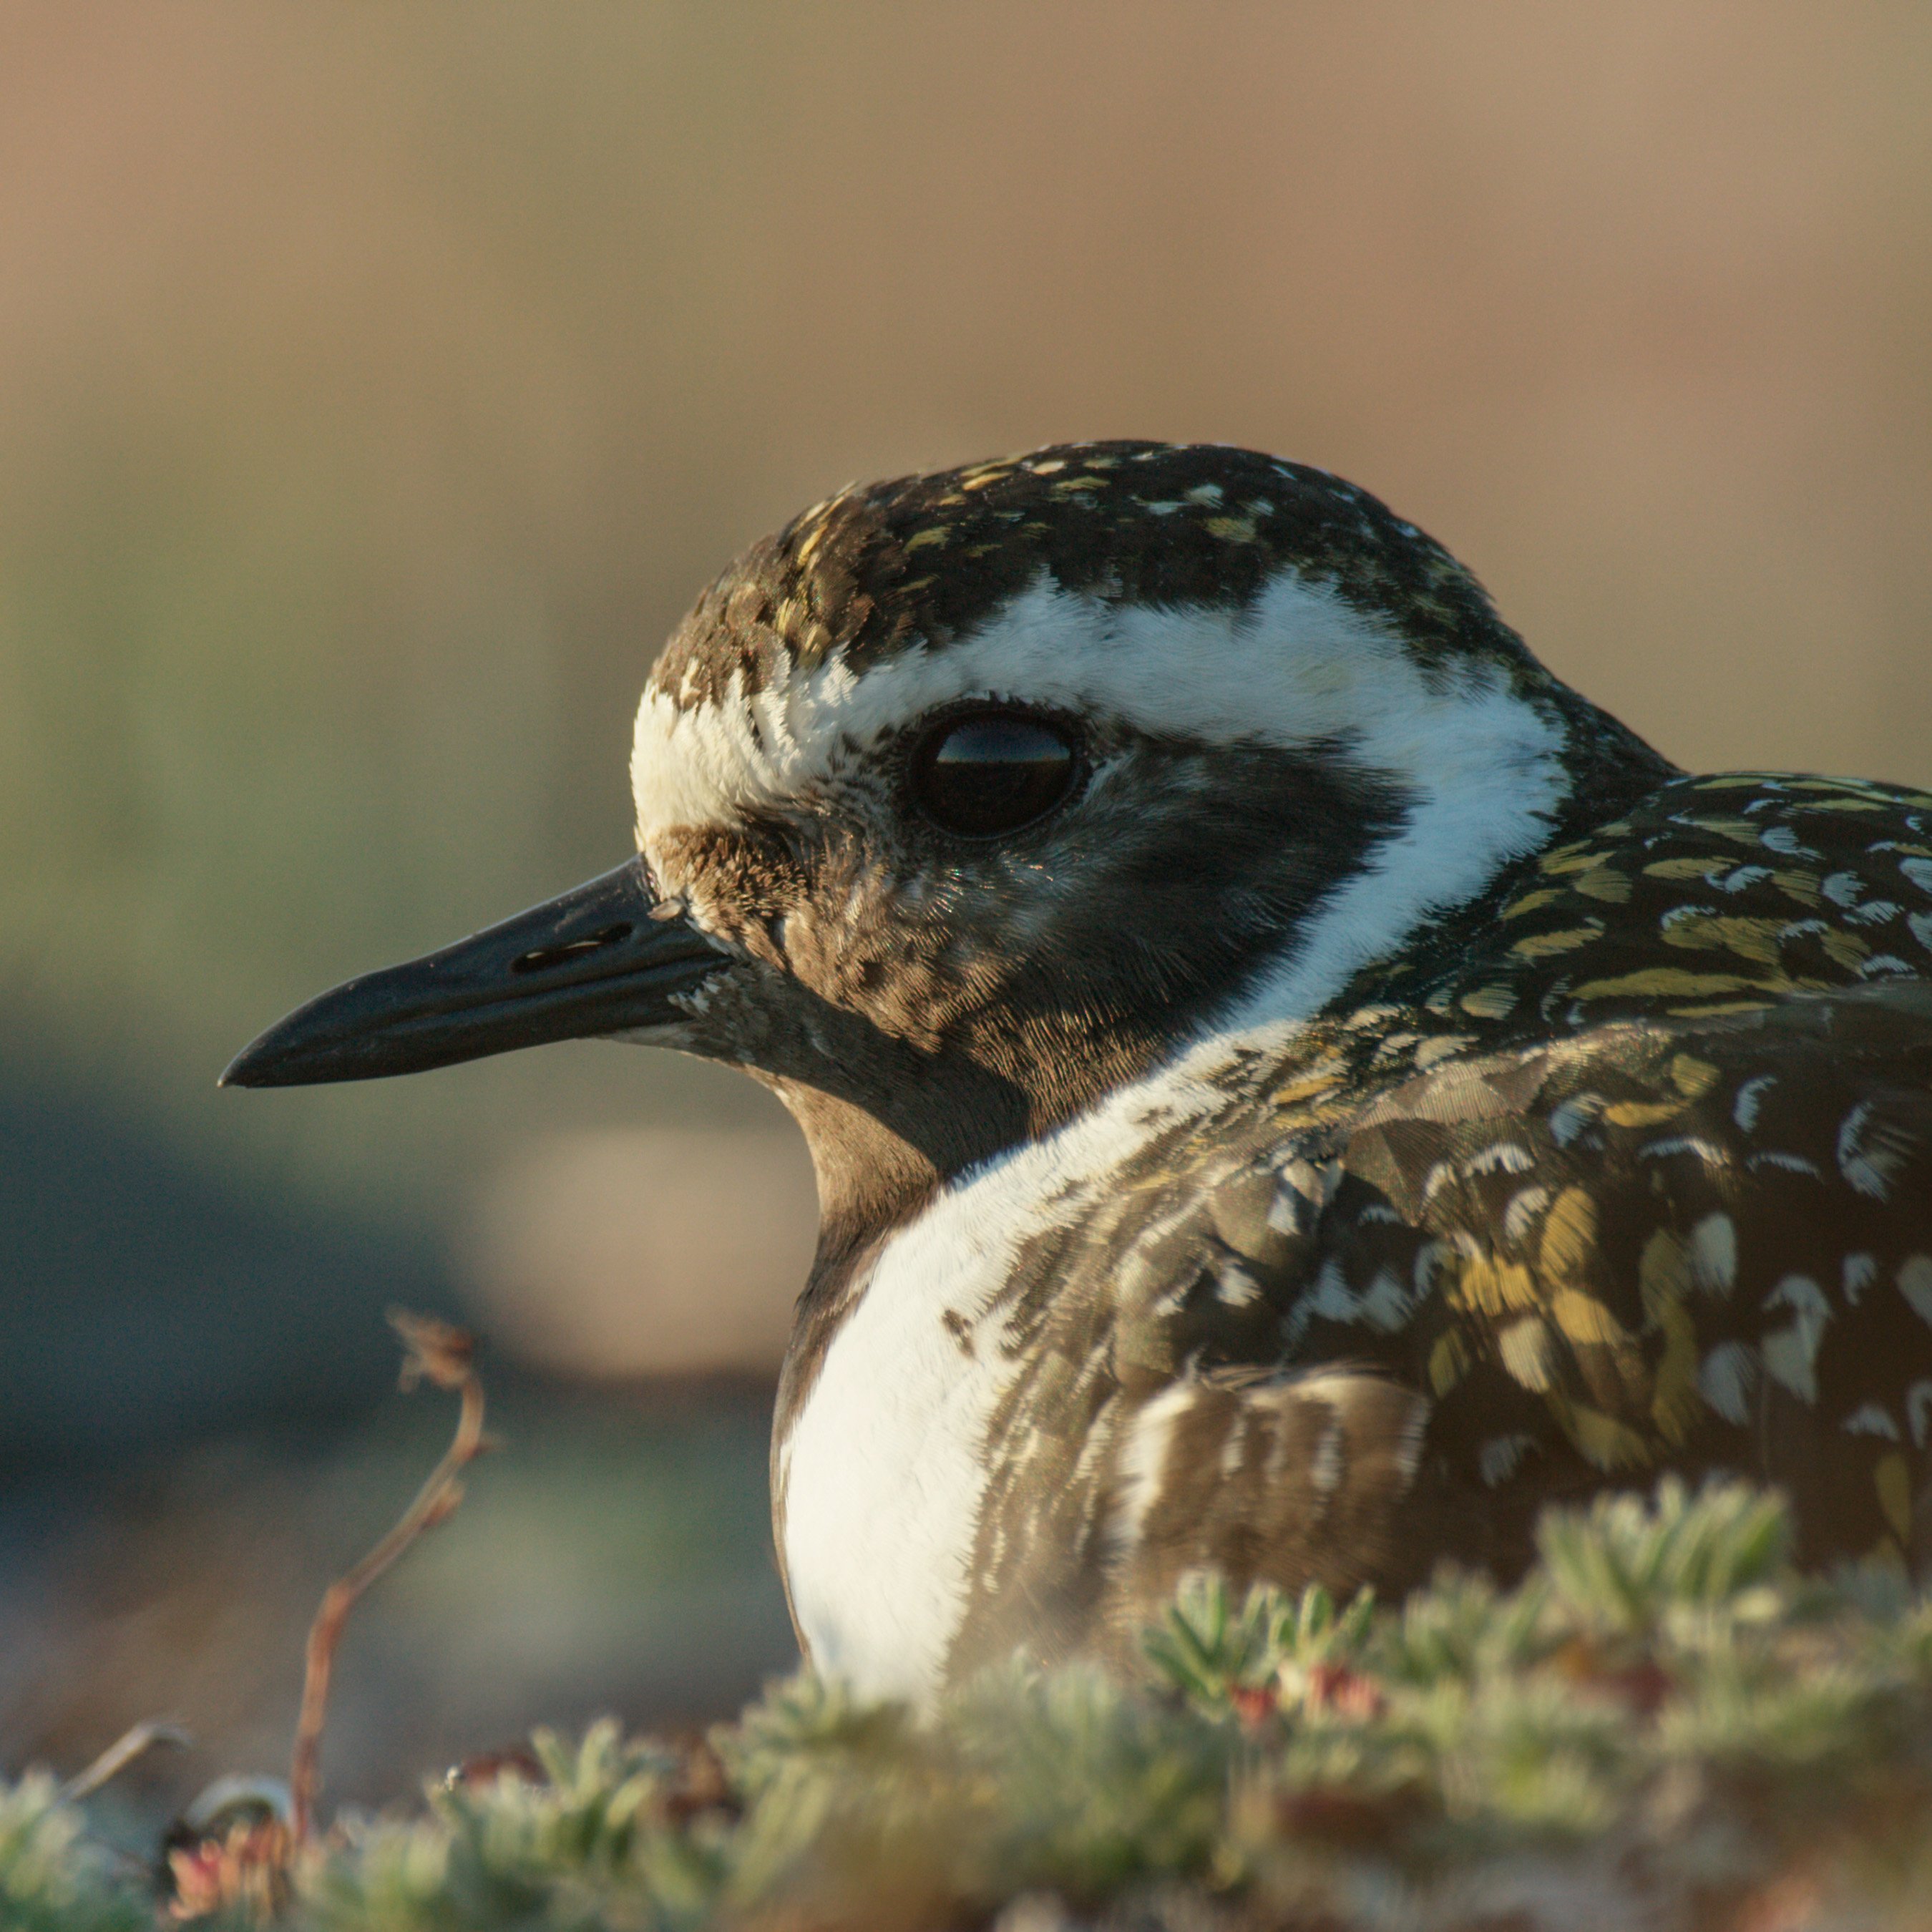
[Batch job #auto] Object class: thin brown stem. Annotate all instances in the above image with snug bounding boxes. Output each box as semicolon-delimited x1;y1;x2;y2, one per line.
288;1311;489;1843
57;1719;193;1804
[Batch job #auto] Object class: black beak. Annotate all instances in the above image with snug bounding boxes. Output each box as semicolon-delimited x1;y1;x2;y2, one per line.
220;857;728;1089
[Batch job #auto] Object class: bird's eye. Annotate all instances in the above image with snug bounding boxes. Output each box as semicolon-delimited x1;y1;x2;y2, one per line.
909;709;1080;838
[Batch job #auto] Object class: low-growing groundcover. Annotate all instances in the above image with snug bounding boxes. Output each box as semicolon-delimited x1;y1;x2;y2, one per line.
8;1481;1932;1930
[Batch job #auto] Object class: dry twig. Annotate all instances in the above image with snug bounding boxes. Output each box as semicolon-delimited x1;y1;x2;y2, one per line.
288;1308;490;1843
57;1718;193;1803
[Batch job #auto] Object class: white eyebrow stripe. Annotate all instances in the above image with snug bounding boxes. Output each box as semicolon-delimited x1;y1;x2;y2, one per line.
634;570;1553;830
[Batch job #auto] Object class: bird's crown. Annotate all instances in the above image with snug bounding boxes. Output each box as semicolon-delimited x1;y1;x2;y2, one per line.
648;441;1541;706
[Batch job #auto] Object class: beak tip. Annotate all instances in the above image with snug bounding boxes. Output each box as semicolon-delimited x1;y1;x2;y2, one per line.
219;1018;331;1090
217;1040;277;1090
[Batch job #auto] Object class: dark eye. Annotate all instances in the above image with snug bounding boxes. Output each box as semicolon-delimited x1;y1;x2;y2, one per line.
910;710;1080;838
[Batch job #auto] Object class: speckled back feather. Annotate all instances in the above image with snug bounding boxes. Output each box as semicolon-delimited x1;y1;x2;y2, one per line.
948;773;1932;1676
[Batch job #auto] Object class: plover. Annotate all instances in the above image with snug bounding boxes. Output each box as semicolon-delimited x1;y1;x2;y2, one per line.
226;442;1932;1704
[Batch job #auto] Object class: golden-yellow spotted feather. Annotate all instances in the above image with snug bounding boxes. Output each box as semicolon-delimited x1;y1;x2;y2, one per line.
947;771;1932;1677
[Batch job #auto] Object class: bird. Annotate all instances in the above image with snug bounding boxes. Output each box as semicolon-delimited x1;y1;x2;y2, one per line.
224;440;1932;1707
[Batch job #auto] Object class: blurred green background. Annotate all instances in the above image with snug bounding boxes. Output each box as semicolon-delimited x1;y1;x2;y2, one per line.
2;3;1929;1814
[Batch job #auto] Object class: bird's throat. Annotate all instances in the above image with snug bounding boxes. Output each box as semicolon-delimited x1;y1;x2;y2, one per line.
771;1079;947;1278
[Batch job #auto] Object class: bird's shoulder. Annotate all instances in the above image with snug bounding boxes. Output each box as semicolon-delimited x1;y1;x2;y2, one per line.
1392;766;1932;1032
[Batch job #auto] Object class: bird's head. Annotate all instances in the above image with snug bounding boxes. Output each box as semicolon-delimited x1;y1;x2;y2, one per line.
224;443;1662;1242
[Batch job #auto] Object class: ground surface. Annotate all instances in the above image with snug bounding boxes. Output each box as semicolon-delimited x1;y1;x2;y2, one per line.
8;1482;1932;1931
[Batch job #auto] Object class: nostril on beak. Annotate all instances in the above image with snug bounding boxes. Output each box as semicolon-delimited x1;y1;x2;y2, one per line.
510;923;634;975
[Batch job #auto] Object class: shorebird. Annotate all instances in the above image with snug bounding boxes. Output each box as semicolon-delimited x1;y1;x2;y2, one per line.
227;441;1932;1704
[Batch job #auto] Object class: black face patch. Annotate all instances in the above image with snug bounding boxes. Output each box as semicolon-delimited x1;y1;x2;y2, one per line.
662;728;1410;1200
647;442;1553;713
967;734;1409;1071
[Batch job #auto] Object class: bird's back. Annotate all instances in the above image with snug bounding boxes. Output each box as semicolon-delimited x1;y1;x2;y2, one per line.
928;769;1932;1677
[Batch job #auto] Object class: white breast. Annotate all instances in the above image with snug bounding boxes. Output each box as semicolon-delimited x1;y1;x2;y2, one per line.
776;1023;1297;1704
777;1177;1021;1703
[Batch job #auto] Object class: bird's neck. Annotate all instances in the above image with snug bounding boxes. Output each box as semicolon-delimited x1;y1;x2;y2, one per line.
771;1079;946;1280
763;1016;1194;1452
769;703;1680;1428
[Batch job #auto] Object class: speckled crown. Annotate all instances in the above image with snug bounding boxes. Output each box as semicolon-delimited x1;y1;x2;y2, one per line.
648;441;1543;711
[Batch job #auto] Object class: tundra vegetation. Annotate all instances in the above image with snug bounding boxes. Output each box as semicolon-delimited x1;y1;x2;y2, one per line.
8;1468;1932;1931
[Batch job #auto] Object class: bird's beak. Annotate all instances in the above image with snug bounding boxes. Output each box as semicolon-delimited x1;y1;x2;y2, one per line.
220;857;727;1089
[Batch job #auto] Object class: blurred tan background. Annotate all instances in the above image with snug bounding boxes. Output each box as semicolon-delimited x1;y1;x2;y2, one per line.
2;1;1929;1819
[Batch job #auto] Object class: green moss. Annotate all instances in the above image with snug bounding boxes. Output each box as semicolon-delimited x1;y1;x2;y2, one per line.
16;1480;1932;1928
0;1775;150;1932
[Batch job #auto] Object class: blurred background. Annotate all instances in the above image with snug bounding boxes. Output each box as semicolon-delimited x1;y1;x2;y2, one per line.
2;1;1929;1823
